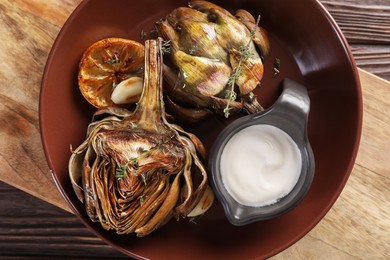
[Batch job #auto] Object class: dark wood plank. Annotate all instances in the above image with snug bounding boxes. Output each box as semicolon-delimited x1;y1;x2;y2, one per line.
0;181;127;258
351;44;390;80
320;0;390;81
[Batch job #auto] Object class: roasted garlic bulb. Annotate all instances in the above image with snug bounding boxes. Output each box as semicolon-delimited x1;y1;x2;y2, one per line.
156;1;270;123
69;38;213;237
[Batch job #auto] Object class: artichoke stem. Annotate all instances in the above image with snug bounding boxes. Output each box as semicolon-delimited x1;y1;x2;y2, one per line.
132;38;165;130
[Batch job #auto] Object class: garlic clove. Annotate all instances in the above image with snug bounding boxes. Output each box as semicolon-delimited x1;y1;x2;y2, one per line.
111;76;143;105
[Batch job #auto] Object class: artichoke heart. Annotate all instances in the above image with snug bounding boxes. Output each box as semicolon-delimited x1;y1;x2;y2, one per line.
69;38;213;237
156;1;270;123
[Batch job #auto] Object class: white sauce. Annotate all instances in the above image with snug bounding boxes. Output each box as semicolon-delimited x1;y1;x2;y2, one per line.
220;124;302;207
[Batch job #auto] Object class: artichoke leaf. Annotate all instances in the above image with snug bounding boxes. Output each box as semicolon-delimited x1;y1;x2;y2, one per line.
235;9;270;58
174;50;231;97
189;1;236;19
165;7;228;63
165;95;213;125
190;3;252;52
135;172;181;237
229;47;264;95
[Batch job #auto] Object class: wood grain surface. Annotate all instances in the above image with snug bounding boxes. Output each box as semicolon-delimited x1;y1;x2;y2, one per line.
0;181;127;258
0;0;389;259
322;0;390;80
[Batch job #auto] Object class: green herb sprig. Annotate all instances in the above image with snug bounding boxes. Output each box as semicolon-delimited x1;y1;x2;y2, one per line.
115;163;128;180
108;53;120;65
161;40;171;55
139;195;145;206
223;15;261;118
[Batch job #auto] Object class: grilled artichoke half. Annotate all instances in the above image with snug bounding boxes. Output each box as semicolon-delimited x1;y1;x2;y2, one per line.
156;1;270;123
69;38;213;237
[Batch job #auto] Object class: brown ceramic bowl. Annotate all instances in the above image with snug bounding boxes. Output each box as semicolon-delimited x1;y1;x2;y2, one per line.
40;0;362;259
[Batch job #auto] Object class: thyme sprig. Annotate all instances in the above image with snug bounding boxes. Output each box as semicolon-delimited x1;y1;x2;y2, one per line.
140;173;148;185
115;163;128;180
108;53;120;65
140;30;148;40
139;195;145;206
223;15;261;118
161;40;171;55
189;216;198;224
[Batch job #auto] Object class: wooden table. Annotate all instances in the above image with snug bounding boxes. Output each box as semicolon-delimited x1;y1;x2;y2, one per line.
0;0;389;258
